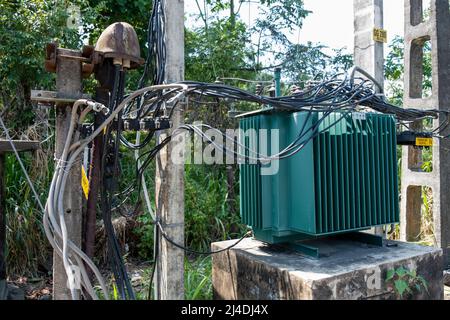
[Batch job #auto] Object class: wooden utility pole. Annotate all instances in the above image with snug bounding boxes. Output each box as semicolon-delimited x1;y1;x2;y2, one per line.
155;0;185;300
53;48;84;299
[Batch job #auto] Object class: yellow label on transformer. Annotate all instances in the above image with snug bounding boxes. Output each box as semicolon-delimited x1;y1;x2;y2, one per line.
416;137;433;147
81;166;90;199
373;28;387;43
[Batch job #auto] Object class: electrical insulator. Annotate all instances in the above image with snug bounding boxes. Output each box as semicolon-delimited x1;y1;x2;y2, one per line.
268;84;276;97
290;85;302;94
255;84;262;95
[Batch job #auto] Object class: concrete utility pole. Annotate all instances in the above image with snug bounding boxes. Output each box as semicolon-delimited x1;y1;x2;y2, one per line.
53;48;84;299
155;0;185;300
353;0;385;89
353;0;385;237
400;0;450;268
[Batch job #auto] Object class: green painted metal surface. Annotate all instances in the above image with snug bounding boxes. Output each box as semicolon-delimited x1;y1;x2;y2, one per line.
239;110;399;244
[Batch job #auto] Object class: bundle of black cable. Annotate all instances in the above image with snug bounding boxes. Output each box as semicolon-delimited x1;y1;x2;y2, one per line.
99;64;135;300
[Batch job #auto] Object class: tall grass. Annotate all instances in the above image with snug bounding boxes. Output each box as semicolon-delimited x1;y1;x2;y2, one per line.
184;257;212;300
136;257;213;300
4;153;50;276
132;163;244;260
184;164;244;252
419;147;435;245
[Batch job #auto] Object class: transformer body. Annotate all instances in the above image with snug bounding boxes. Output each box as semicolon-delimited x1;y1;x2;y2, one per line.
239;110;399;244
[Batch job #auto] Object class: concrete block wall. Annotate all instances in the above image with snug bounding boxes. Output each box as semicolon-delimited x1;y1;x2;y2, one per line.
400;0;450;268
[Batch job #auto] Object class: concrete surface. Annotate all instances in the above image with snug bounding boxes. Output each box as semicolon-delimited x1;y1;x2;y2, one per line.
212;237;444;300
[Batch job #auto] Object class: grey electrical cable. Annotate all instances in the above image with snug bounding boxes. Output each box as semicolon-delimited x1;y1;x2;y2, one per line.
135;131;155;219
45;100;110;299
46;85;187;300
0;108;105;299
349;66;384;94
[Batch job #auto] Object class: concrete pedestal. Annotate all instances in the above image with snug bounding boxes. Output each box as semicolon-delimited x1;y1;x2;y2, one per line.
212;238;443;300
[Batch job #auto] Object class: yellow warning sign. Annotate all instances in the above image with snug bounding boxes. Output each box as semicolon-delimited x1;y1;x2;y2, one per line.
81;166;90;199
416;137;433;147
373;28;387;43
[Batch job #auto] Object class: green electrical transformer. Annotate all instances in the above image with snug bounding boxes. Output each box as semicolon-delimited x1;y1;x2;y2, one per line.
238;109;399;246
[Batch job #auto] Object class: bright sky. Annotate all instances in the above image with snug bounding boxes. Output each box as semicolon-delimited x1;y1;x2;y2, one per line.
185;0;405;54
299;0;404;52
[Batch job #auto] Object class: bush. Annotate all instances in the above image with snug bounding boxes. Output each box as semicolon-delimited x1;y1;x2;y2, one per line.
185;164;244;252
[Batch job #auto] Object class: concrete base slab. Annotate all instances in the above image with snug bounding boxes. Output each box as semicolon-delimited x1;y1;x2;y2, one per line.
212;238;444;300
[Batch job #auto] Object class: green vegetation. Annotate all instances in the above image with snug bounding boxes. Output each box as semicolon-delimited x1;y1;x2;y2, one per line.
386;267;429;298
0;0;437;300
4;153;50;275
184;257;213;300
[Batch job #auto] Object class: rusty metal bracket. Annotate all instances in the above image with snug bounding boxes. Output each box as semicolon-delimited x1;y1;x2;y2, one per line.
44;43;98;78
44;43;57;73
31;90;91;104
81;45;97;78
44;22;144;83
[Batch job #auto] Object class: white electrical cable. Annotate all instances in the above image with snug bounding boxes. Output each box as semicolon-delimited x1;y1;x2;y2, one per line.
134;131;155;219
45;99;110;299
0;103;108;300
2;84;216;300
46;84;188;300
58;101;83;299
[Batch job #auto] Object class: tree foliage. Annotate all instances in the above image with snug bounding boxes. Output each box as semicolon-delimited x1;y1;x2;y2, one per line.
0;0;88;130
1;0;356;276
188;0;352;84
